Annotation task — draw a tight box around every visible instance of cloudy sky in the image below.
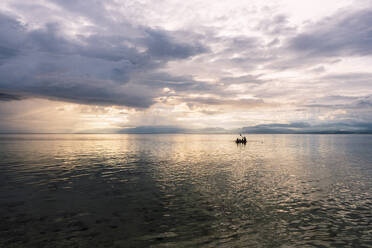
[1,0,372,133]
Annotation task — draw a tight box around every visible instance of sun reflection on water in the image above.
[0,134,371,247]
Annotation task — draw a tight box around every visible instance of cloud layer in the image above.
[0,8,206,108]
[1,0,372,132]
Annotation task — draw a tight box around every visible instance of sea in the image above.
[0,134,371,247]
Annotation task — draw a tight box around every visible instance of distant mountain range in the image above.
[116,122,372,134]
[4,122,371,134]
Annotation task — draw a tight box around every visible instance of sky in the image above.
[1,0,372,133]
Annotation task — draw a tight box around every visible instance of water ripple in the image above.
[0,134,371,247]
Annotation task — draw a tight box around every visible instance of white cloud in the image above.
[0,0,372,132]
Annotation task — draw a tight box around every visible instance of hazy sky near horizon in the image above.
[1,0,372,133]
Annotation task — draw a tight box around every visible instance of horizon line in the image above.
[1,132,372,135]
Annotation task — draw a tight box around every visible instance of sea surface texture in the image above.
[0,134,371,247]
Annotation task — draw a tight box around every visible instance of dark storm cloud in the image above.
[264,7,372,71]
[289,8,372,57]
[24,78,154,108]
[0,14,24,63]
[142,29,208,59]
[0,12,207,107]
[0,47,18,61]
[0,92,23,101]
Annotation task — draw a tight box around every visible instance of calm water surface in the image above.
[0,134,371,247]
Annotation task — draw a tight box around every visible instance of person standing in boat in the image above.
[240,134,247,143]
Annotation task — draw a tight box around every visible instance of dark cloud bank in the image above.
[289,9,372,57]
[0,11,207,108]
[2,5,372,108]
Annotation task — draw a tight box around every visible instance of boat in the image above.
[235,134,247,144]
